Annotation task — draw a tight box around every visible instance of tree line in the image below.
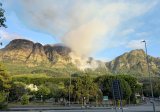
[1,62,160,109]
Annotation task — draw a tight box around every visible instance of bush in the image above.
[95,75,132,100]
[0,92,5,103]
[117,100,127,107]
[0,103,7,110]
[35,85,50,102]
[9,81,26,101]
[0,92,7,110]
[21,94,29,105]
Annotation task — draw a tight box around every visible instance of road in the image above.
[3,104,160,112]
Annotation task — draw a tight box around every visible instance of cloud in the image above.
[127,39,145,49]
[0,30,23,41]
[3,0,158,57]
[136,32,150,38]
[120,29,135,36]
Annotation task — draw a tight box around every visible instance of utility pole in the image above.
[141,40,155,112]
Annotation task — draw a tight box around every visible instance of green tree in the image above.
[9,81,26,102]
[21,94,29,105]
[0,3,8,109]
[0,92,7,109]
[143,78,160,97]
[0,63,11,91]
[117,75,141,103]
[153,78,160,97]
[71,75,102,103]
[0,3,6,28]
[95,75,132,101]
[0,3,10,101]
[0,92,5,103]
[46,82,67,100]
[0,63,11,109]
[36,85,50,102]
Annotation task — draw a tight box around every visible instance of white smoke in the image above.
[69,52,107,70]
[3,0,157,57]
[69,52,96,70]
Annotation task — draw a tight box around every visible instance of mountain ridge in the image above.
[106,49,160,76]
[0,39,71,66]
[0,39,160,77]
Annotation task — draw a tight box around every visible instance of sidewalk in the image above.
[8,105,112,111]
[8,106,112,111]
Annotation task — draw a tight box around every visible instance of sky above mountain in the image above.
[0,0,160,61]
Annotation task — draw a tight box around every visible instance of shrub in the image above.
[21,94,29,105]
[0,92,7,110]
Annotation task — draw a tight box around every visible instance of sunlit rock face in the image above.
[0,39,70,67]
[44,44,71,65]
[106,49,160,76]
[1,39,35,63]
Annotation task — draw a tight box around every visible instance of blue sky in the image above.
[0,0,160,61]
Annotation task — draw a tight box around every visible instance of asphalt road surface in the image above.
[3,104,160,112]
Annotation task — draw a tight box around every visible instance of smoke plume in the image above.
[3,0,157,57]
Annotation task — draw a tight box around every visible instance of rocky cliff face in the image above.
[106,49,160,76]
[0,39,71,67]
[44,44,71,65]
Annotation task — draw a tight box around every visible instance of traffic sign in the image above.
[103,96,108,101]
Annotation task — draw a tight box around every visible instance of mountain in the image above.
[0,39,160,77]
[0,39,72,66]
[106,49,160,76]
[0,39,76,76]
[0,39,107,76]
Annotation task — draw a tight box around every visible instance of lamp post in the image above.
[141,40,154,98]
[141,40,155,112]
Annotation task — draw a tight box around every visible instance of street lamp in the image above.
[141,40,155,112]
[141,40,154,98]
